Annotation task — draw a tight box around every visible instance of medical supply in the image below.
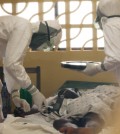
[61,61,87,70]
[61,61,106,76]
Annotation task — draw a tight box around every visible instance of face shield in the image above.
[29,20,62,51]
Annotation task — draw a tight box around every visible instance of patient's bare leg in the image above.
[59,127,94,134]
[53,119,77,130]
[53,119,94,134]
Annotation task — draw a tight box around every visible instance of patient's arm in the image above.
[53,113,104,134]
[53,119,95,134]
[83,112,104,133]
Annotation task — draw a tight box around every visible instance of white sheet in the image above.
[0,114,120,134]
[0,114,61,134]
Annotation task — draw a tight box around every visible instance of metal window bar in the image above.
[0,0,103,51]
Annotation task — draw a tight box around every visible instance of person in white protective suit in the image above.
[79,0,120,85]
[0,15,62,116]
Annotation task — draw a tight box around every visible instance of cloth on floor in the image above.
[0,114,61,134]
[1,85,120,134]
[44,85,120,127]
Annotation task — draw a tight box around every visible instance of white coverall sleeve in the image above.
[102,17,120,70]
[3,18,33,93]
[101,17,120,83]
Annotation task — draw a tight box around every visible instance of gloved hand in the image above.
[26,85,47,111]
[11,90,30,112]
[82,62,105,76]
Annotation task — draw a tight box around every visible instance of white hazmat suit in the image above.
[79,0,120,85]
[0,16,62,114]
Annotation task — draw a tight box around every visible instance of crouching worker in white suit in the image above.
[0,16,62,114]
[78,0,120,85]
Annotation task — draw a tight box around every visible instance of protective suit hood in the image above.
[95,0,120,29]
[98,0,120,16]
[29,20,62,51]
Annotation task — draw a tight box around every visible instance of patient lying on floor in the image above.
[1,84,120,134]
[44,85,120,134]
